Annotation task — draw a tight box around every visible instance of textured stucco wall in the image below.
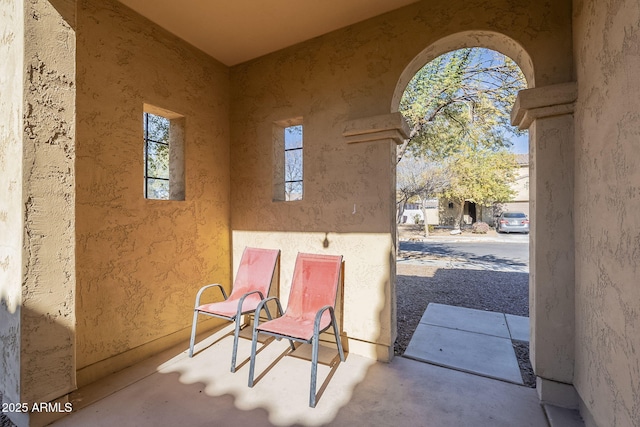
[230,0,572,358]
[75,0,231,380]
[0,0,25,407]
[20,0,78,405]
[2,0,78,412]
[528,113,575,384]
[573,0,640,426]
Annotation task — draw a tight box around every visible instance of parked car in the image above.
[496,212,530,234]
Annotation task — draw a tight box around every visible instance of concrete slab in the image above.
[544,404,585,427]
[505,314,530,342]
[420,303,510,339]
[51,328,548,427]
[404,323,523,384]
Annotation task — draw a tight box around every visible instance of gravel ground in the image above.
[394,231,536,388]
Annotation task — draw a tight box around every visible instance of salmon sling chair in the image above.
[248,253,345,407]
[189,247,280,372]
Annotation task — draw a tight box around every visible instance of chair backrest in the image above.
[286,253,343,321]
[230,247,280,298]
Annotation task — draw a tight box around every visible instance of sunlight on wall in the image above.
[0,0,23,316]
[0,267,21,314]
[232,230,394,361]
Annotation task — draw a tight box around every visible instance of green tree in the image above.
[398,48,526,162]
[441,146,517,228]
[396,48,525,230]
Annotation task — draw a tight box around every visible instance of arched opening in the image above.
[392,34,535,386]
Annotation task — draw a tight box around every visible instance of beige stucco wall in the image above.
[529,113,576,382]
[2,1,77,424]
[21,0,78,405]
[573,1,640,426]
[0,0,25,408]
[1,0,77,412]
[75,0,231,383]
[512,164,530,203]
[230,0,573,359]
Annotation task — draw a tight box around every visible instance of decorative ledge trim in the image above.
[511,82,577,130]
[343,112,410,145]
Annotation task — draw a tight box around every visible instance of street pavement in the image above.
[398,232,530,273]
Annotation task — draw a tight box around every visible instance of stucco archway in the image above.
[389,30,578,405]
[391,30,535,114]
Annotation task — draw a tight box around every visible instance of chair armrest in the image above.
[194,283,228,308]
[253,297,285,329]
[234,290,266,318]
[313,305,336,336]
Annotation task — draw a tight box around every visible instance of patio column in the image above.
[0,1,77,426]
[511,82,578,408]
[342,112,409,361]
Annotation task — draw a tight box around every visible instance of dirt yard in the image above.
[395,224,535,387]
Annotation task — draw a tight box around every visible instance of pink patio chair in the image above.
[248,253,345,407]
[189,247,280,372]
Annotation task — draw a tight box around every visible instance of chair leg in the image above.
[331,313,345,362]
[188,310,199,358]
[310,335,319,408]
[248,324,260,387]
[230,316,241,373]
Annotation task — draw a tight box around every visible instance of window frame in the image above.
[142,104,185,201]
[273,118,304,202]
[143,112,170,200]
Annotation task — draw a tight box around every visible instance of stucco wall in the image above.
[0,0,25,407]
[573,1,640,426]
[2,0,79,414]
[20,0,78,405]
[75,0,231,382]
[230,0,572,358]
[512,164,530,203]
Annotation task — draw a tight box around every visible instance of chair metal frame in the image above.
[247,253,345,407]
[189,247,280,373]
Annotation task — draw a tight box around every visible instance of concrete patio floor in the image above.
[404,304,528,385]
[51,323,552,427]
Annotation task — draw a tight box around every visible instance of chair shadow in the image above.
[250,341,347,406]
[191,323,276,368]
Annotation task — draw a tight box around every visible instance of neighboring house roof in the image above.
[515,153,529,166]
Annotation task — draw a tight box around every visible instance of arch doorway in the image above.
[392,37,534,386]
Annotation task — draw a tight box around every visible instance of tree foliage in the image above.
[396,48,526,230]
[398,48,526,162]
[442,146,518,226]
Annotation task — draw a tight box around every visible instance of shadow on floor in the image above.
[51,325,549,427]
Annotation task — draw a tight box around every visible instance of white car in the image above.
[496,212,530,234]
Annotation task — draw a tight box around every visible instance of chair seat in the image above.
[197,293,264,318]
[257,313,332,341]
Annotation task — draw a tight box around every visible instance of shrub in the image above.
[472,221,490,234]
